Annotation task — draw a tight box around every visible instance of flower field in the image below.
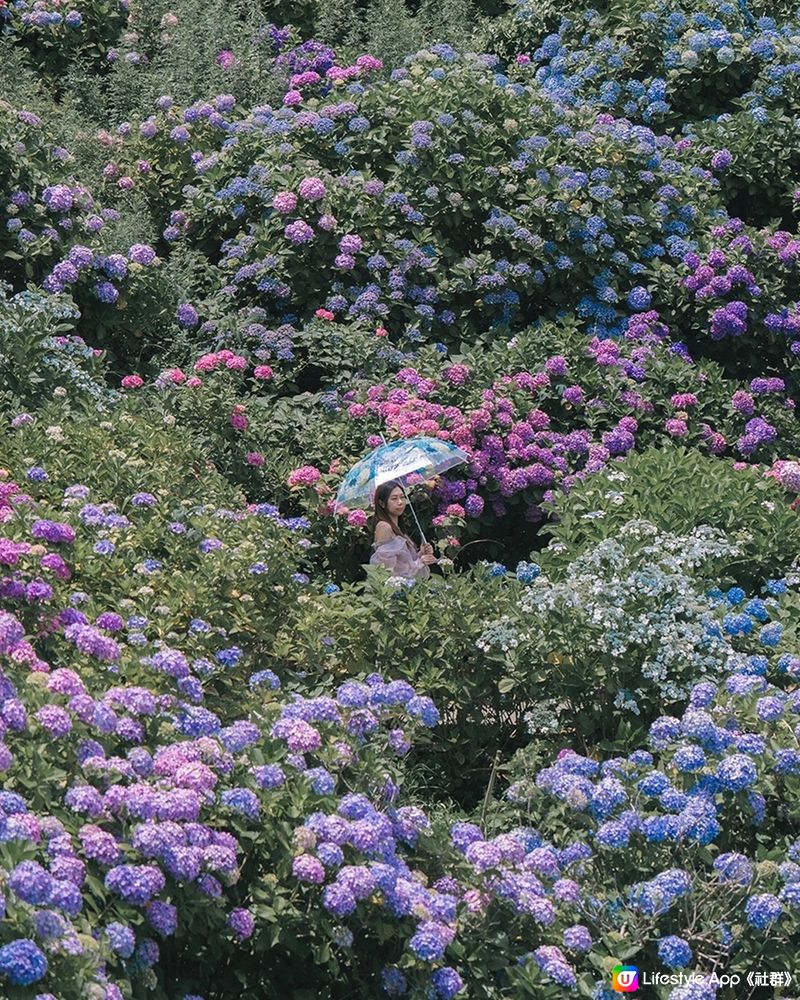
[1,0,800,997]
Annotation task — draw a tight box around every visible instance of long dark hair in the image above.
[372,480,410,539]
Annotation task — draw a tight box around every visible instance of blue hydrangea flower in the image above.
[657,935,692,969]
[0,938,48,986]
[745,893,782,929]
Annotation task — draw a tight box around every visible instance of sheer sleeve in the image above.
[369,535,431,580]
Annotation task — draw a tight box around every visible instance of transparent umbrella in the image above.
[335,435,468,543]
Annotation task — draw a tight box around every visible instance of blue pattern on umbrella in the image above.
[335,436,468,511]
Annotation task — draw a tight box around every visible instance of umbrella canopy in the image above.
[335,436,468,513]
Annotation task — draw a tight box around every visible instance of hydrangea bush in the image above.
[103,311,799,569]
[113,48,720,351]
[540,445,800,588]
[0,0,128,83]
[0,442,449,997]
[477,519,799,743]
[0,283,114,410]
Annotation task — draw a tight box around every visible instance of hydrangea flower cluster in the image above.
[476,520,800,732]
[0,528,445,999]
[295,315,797,532]
[282,640,800,997]
[678,219,800,369]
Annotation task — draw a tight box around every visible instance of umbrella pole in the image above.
[406,499,427,547]
[379,433,427,546]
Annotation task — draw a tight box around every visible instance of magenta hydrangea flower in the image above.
[287,465,321,487]
[273,191,298,214]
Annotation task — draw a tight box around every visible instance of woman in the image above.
[369,481,437,580]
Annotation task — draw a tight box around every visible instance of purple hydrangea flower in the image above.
[227,907,254,940]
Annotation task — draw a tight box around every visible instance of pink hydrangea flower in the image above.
[298,177,326,201]
[443,364,471,386]
[284,220,314,244]
[355,54,383,72]
[273,191,298,214]
[287,465,321,488]
[445,504,465,518]
[291,71,321,87]
[230,406,249,431]
[121,375,143,389]
[665,418,689,437]
[216,50,237,70]
[778,461,800,492]
[194,353,220,372]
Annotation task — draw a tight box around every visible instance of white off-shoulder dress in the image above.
[368,534,431,580]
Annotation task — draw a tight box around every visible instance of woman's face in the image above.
[385,487,407,517]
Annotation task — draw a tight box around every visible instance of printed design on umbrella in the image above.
[335,437,469,513]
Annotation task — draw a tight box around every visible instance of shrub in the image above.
[0,283,114,410]
[0,0,127,87]
[265,314,799,568]
[258,620,800,1000]
[654,217,800,380]
[492,663,800,995]
[476,519,799,747]
[0,447,441,998]
[541,446,800,590]
[271,565,531,805]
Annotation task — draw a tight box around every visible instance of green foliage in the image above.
[476,0,570,64]
[0,283,115,410]
[315,0,485,69]
[272,565,532,805]
[542,446,800,590]
[94,0,293,120]
[1,0,127,89]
